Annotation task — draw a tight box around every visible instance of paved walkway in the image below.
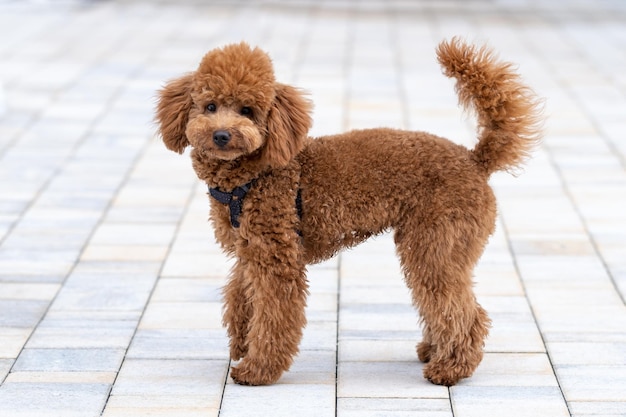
[1,0,625,416]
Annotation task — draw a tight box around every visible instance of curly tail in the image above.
[437,38,543,175]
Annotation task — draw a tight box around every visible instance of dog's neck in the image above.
[191,148,269,191]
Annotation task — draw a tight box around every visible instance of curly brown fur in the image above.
[155,39,543,386]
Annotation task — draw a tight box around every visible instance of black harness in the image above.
[208,182,254,228]
[209,181,303,229]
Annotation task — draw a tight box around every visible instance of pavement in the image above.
[0,0,625,416]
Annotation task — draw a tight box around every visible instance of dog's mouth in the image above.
[198,143,247,161]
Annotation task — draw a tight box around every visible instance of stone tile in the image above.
[337,398,453,417]
[112,184,192,207]
[70,260,162,277]
[543,330,626,344]
[339,303,419,333]
[111,359,228,397]
[50,276,156,312]
[150,277,223,302]
[3,228,92,252]
[450,386,570,417]
[26,322,136,349]
[306,290,338,316]
[166,234,221,253]
[485,311,546,353]
[340,328,421,343]
[547,342,626,366]
[0,271,65,283]
[221,382,335,417]
[0,327,32,358]
[0,300,48,327]
[160,252,234,278]
[473,266,525,297]
[89,223,176,246]
[103,397,219,417]
[104,206,184,224]
[0,283,60,300]
[307,266,339,292]
[6,371,116,384]
[300,320,337,351]
[139,302,223,330]
[556,365,626,402]
[337,361,448,399]
[0,382,110,417]
[339,284,412,305]
[126,329,228,360]
[13,348,125,372]
[339,339,417,362]
[568,400,626,416]
[461,353,558,387]
[42,309,142,323]
[0,359,13,381]
[277,350,337,385]
[0,250,76,278]
[510,236,596,256]
[80,245,168,262]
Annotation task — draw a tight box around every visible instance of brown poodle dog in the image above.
[155,38,542,386]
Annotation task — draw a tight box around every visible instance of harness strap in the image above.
[296,189,303,220]
[208,181,303,230]
[208,182,253,228]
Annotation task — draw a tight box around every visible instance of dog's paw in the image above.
[423,358,474,386]
[230,359,282,386]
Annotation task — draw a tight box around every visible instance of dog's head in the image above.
[156,42,312,168]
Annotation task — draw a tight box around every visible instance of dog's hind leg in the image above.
[394,217,491,386]
[222,260,252,361]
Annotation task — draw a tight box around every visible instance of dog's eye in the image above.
[206,103,217,113]
[240,106,253,117]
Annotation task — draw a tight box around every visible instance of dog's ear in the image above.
[156,73,194,154]
[263,83,313,168]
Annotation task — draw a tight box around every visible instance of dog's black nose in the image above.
[213,130,231,147]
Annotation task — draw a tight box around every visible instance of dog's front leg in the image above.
[229,242,308,385]
[222,259,252,361]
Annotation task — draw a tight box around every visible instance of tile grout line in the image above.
[543,140,626,306]
[498,210,573,417]
[216,356,231,417]
[335,3,358,413]
[334,254,342,417]
[98,178,200,416]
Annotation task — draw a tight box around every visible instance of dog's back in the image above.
[297,127,493,264]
